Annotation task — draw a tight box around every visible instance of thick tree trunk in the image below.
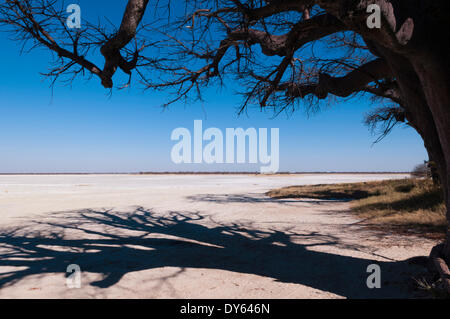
[412,56,450,258]
[376,45,450,290]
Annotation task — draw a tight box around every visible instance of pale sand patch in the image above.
[0,174,437,298]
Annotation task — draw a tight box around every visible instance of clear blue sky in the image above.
[0,1,427,173]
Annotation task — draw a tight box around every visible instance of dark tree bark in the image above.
[326,0,450,287]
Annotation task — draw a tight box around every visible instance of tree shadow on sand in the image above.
[0,207,428,298]
[186,193,348,205]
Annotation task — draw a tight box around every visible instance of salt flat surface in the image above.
[0,174,436,298]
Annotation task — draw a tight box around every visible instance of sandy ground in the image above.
[0,173,438,299]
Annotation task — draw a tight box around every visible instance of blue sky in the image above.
[0,1,427,173]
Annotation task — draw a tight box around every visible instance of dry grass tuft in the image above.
[267,178,447,238]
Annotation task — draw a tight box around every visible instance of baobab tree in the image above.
[1,0,449,291]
